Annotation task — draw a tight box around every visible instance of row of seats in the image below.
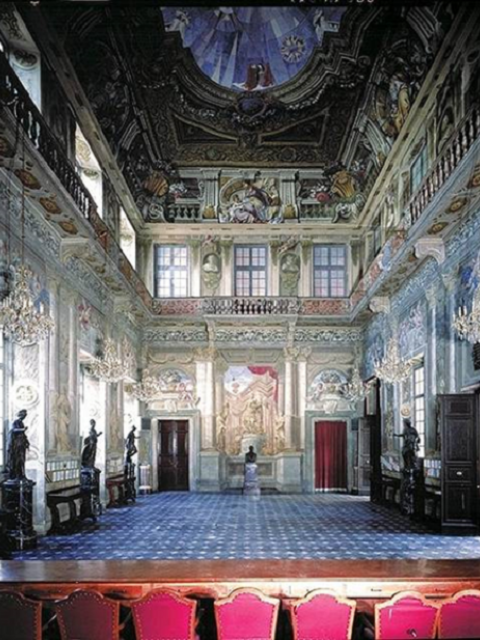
[1,586,479,639]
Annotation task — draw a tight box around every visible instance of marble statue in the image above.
[81,419,102,469]
[6,410,30,481]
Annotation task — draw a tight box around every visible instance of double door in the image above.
[158,420,189,491]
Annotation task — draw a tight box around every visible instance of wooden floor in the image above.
[2,559,480,601]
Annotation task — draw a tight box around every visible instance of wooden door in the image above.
[158,420,189,491]
[439,395,477,534]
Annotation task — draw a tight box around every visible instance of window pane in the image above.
[155,245,189,297]
[234,245,267,296]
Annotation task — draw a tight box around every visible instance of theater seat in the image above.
[375,591,439,640]
[130,589,198,640]
[55,590,120,640]
[0,591,42,640]
[438,590,480,639]
[289,589,356,640]
[214,588,280,640]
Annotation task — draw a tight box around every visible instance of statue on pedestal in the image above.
[125,425,140,465]
[6,410,30,481]
[395,418,421,516]
[245,445,257,464]
[244,446,260,498]
[81,419,102,469]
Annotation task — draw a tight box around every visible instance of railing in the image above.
[203,297,301,315]
[0,50,153,310]
[0,50,95,220]
[408,104,480,226]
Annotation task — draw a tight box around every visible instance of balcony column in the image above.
[300,239,313,297]
[188,239,202,297]
[269,240,280,296]
[219,238,233,296]
[442,272,458,393]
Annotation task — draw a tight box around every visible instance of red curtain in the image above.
[315,421,347,491]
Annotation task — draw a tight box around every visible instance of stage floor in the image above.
[15,493,480,561]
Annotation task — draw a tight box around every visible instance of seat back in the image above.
[215,588,280,640]
[0,591,42,640]
[131,589,197,640]
[55,590,120,640]
[438,590,480,639]
[375,591,439,640]
[292,590,356,640]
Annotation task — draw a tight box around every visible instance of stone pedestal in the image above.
[124,462,136,502]
[243,463,260,498]
[80,467,101,522]
[139,463,152,495]
[1,479,38,550]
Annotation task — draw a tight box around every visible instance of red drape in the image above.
[315,421,347,491]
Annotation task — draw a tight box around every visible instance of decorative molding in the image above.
[414,237,445,265]
[294,328,363,344]
[143,328,208,343]
[369,296,391,314]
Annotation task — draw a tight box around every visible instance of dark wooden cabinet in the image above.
[439,394,478,534]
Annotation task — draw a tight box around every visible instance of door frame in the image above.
[146,410,201,492]
[304,412,355,493]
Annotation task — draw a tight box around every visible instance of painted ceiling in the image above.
[41,3,456,224]
[161,7,346,91]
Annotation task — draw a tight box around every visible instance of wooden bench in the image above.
[106,474,127,508]
[46,487,83,535]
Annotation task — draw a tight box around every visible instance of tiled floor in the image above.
[15,492,480,561]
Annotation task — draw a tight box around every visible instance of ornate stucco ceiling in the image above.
[39,3,456,224]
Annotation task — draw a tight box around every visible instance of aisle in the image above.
[14,493,480,561]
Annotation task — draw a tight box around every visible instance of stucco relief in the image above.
[217,366,285,455]
[50,391,72,453]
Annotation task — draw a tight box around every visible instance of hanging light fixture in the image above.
[452,286,480,344]
[90,337,125,383]
[374,337,412,384]
[130,369,161,402]
[0,135,54,346]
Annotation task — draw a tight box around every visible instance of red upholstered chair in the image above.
[214,588,280,640]
[55,589,120,640]
[130,589,197,640]
[290,589,356,640]
[0,591,42,640]
[375,591,439,640]
[438,590,480,639]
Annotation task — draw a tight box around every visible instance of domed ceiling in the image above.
[161,7,346,91]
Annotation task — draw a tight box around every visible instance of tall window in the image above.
[154,245,189,298]
[313,245,347,298]
[410,144,428,194]
[413,364,426,457]
[0,334,5,466]
[234,245,267,296]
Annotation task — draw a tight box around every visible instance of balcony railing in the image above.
[203,297,301,315]
[408,104,480,227]
[0,50,153,310]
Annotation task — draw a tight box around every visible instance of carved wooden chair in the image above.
[55,589,120,640]
[289,589,356,640]
[375,591,439,639]
[438,589,480,639]
[0,590,42,640]
[130,589,198,640]
[214,588,280,640]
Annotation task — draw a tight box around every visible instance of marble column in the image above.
[188,239,202,297]
[442,273,458,393]
[196,347,216,450]
[300,240,313,297]
[269,240,280,296]
[283,351,296,450]
[426,286,437,452]
[219,238,233,296]
[297,356,308,451]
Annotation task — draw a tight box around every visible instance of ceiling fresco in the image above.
[42,4,456,224]
[161,7,346,91]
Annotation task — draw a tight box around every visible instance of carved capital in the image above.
[369,296,391,314]
[442,270,458,293]
[414,237,445,265]
[195,345,217,362]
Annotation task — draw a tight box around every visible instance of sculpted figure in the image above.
[81,419,102,469]
[245,446,257,464]
[125,425,140,464]
[395,418,420,470]
[6,410,30,481]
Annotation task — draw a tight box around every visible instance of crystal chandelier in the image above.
[90,338,125,383]
[130,369,162,402]
[0,265,54,347]
[453,287,480,344]
[374,338,412,384]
